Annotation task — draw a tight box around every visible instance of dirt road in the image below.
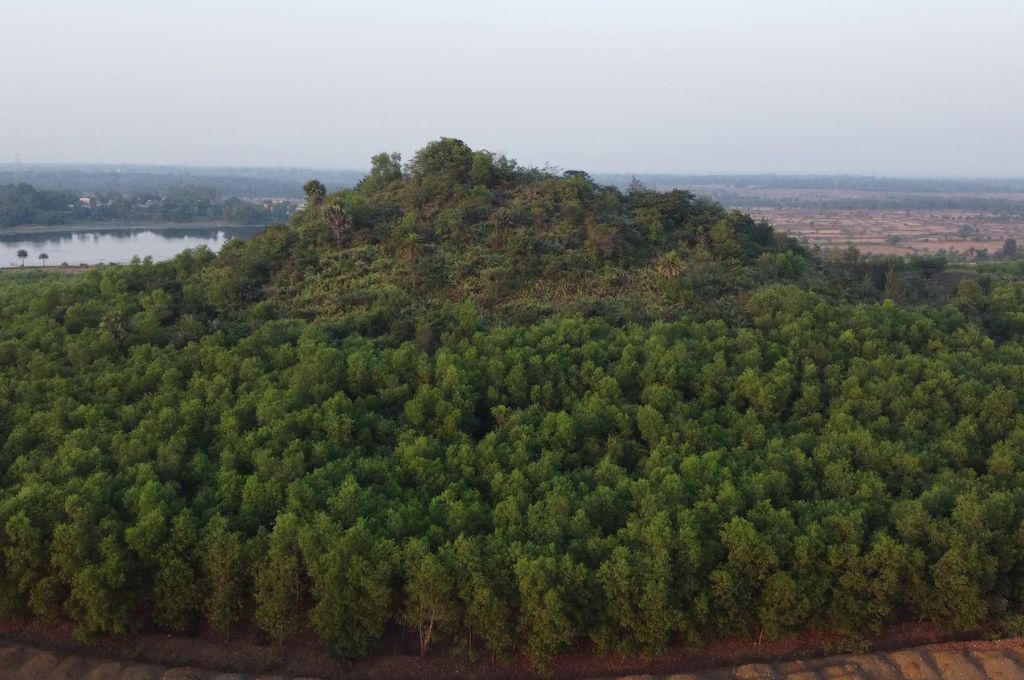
[4,637,1024,679]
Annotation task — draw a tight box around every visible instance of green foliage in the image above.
[254,513,304,643]
[0,182,293,226]
[0,183,78,226]
[300,518,396,657]
[201,515,246,638]
[4,140,1024,665]
[401,538,457,655]
[303,180,327,208]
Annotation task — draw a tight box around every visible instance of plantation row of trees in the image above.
[2,139,1024,664]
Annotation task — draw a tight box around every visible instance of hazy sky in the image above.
[2,0,1022,175]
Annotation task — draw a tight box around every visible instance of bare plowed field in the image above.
[751,209,1024,257]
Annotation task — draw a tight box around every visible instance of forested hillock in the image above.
[3,139,1024,665]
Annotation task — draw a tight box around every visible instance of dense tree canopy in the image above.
[2,139,1024,665]
[0,183,78,227]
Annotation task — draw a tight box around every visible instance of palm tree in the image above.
[38,253,49,267]
[398,232,425,289]
[16,249,27,266]
[398,232,424,265]
[324,200,352,247]
[655,251,683,281]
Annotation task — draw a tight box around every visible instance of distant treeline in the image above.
[9,166,1024,205]
[0,183,75,227]
[0,183,294,228]
[702,193,1024,215]
[596,174,1024,195]
[0,166,365,200]
[582,175,1024,214]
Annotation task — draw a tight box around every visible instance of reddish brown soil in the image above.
[0,618,1002,680]
[750,208,1024,257]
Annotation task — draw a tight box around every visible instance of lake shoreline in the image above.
[0,224,265,266]
[0,221,267,236]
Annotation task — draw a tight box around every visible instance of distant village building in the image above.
[78,196,96,208]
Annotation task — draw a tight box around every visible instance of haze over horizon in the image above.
[2,0,1022,177]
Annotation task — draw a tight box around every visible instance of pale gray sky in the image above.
[1,0,1022,175]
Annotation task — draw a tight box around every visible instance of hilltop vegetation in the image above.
[0,165,364,201]
[205,139,809,335]
[4,139,1024,664]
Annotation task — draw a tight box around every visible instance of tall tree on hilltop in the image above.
[303,179,326,208]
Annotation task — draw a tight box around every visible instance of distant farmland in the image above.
[750,208,1024,256]
[595,175,1024,258]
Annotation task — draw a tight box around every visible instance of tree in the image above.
[1000,238,1018,259]
[709,220,741,258]
[470,151,498,186]
[401,539,458,655]
[596,540,675,655]
[452,536,515,659]
[398,232,424,265]
[883,261,906,302]
[300,519,396,658]
[656,251,683,281]
[710,517,779,636]
[410,138,473,183]
[303,180,326,208]
[16,249,27,266]
[515,556,580,664]
[324,198,352,247]
[0,509,49,613]
[201,517,246,639]
[907,254,946,279]
[99,313,129,347]
[757,572,808,640]
[253,513,304,644]
[37,252,48,267]
[369,152,403,185]
[152,511,202,631]
[929,540,989,629]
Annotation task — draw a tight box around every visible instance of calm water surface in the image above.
[0,225,265,266]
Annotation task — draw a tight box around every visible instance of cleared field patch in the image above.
[752,208,1024,257]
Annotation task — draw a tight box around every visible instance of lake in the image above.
[0,225,266,267]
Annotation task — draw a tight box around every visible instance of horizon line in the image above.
[2,162,1023,183]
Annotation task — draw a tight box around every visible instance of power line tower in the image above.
[14,152,21,171]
